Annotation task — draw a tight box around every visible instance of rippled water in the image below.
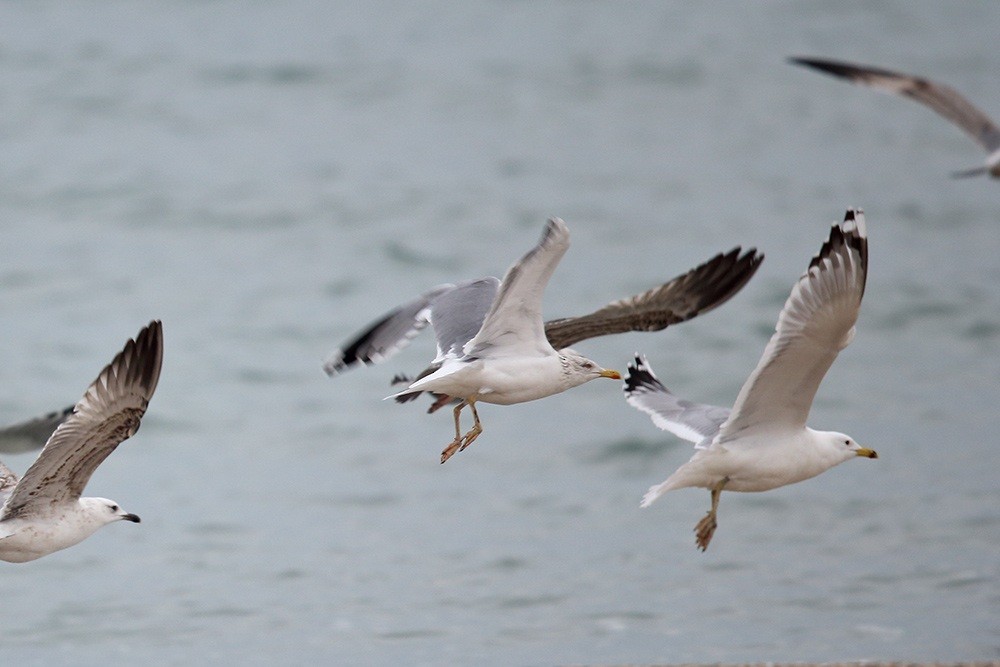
[1,2,998,665]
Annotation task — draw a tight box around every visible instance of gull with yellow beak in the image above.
[624,210,877,550]
[388,218,622,462]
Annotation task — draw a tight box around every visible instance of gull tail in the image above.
[640,481,671,508]
[389,374,425,404]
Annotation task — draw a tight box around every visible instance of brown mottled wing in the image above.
[0,321,163,519]
[790,57,1000,153]
[544,247,763,350]
[0,405,74,454]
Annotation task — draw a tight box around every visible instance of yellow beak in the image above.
[856,447,878,459]
[600,369,622,380]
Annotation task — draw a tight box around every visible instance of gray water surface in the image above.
[0,2,997,665]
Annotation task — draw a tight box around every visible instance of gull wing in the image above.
[716,209,868,443]
[0,321,164,520]
[389,277,500,404]
[0,406,74,454]
[323,284,454,376]
[464,217,570,359]
[791,57,1000,153]
[544,247,762,350]
[428,278,500,363]
[623,354,729,447]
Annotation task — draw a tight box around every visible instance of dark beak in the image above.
[123,513,141,523]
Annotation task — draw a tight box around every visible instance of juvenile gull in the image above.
[624,210,877,551]
[0,321,163,563]
[791,56,1000,178]
[0,406,73,454]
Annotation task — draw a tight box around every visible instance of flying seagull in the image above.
[0,406,73,454]
[325,237,763,414]
[379,218,621,462]
[325,219,763,462]
[791,56,1000,178]
[386,245,763,413]
[624,210,877,551]
[0,321,163,563]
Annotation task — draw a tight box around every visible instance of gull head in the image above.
[817,431,878,464]
[559,349,622,388]
[81,497,141,526]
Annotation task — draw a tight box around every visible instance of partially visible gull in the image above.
[624,210,877,551]
[0,406,73,454]
[791,56,1000,178]
[0,321,163,563]
[325,218,763,462]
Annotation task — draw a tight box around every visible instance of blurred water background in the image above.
[0,2,997,665]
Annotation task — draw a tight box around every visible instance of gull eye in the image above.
[110,504,119,512]
[844,440,851,446]
[581,362,593,370]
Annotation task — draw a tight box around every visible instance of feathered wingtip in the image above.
[623,354,668,398]
[809,208,868,294]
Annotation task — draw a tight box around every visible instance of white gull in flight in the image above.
[389,218,620,463]
[624,210,877,551]
[0,321,163,562]
[791,56,1000,178]
[325,221,763,462]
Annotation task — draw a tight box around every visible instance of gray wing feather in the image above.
[0,406,74,454]
[428,277,500,362]
[545,247,762,350]
[323,284,454,376]
[391,278,500,404]
[0,321,164,519]
[623,355,728,447]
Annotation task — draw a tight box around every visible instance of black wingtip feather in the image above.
[808,208,868,295]
[623,354,668,396]
[788,56,900,81]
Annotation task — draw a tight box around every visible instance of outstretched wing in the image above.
[323,284,455,376]
[464,217,570,359]
[545,247,762,350]
[791,57,1000,153]
[0,406,74,454]
[1,321,164,519]
[623,354,729,447]
[717,209,868,442]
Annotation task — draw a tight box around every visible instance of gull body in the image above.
[406,349,610,407]
[0,321,163,563]
[624,210,876,550]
